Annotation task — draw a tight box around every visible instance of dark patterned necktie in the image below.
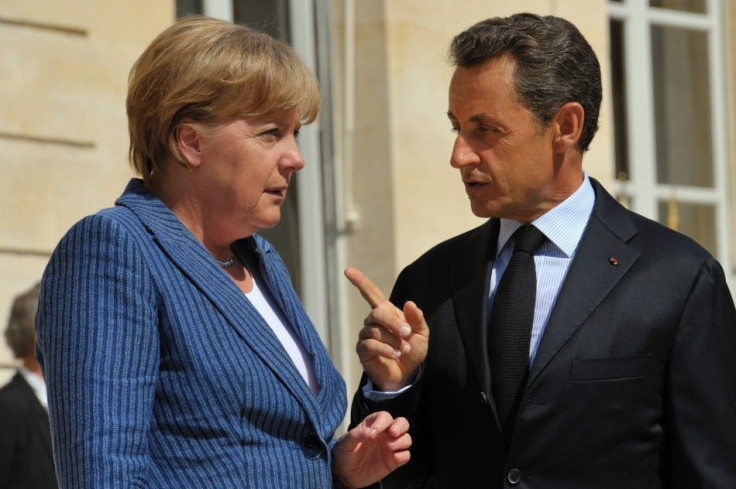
[489,224,547,442]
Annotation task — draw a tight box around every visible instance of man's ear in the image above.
[552,102,584,153]
[175,122,203,168]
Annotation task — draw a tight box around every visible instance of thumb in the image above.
[403,301,428,335]
[337,411,390,452]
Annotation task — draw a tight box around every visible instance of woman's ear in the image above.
[175,122,203,168]
[552,102,584,153]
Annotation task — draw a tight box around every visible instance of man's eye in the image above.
[478,126,500,135]
[450,126,460,133]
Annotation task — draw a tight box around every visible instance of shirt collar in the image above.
[496,174,595,258]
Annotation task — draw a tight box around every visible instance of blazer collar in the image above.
[115,179,338,424]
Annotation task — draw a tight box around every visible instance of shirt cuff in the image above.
[361,368,421,401]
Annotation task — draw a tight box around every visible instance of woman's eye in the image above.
[262,128,281,139]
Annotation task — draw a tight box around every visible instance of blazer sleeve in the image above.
[665,257,736,488]
[36,213,160,488]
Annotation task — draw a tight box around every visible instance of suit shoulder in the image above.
[404,221,490,270]
[54,206,139,246]
[392,221,491,299]
[592,180,714,263]
[626,210,714,262]
[0,376,30,411]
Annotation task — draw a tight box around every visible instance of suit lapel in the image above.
[528,180,641,385]
[452,220,498,401]
[116,180,325,421]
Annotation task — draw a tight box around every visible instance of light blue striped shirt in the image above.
[491,175,595,365]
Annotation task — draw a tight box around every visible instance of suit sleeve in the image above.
[349,267,435,489]
[36,214,159,488]
[666,257,736,488]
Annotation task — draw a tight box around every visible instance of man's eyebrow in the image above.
[469,113,497,124]
[446,112,498,124]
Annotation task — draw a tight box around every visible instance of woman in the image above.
[35,16,409,488]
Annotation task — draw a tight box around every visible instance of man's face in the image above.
[447,55,576,222]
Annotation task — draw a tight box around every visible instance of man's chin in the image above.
[469,202,496,219]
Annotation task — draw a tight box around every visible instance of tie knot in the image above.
[512,225,546,254]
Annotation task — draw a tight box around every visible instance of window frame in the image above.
[609,0,734,285]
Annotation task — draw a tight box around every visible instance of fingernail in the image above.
[392,349,402,358]
[402,344,411,354]
[399,325,411,338]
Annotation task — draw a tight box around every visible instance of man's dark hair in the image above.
[450,13,602,152]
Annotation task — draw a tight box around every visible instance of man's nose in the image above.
[450,134,479,169]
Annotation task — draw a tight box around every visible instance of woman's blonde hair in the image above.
[127,16,320,181]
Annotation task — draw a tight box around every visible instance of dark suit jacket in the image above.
[0,372,57,489]
[352,179,736,488]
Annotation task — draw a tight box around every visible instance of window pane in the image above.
[616,192,634,210]
[651,26,713,187]
[658,200,716,254]
[610,20,630,182]
[649,0,706,14]
[176,0,203,17]
[258,185,303,299]
[234,0,291,41]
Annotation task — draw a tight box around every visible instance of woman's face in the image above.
[194,109,305,244]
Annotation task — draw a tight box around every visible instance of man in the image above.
[346,13,736,489]
[0,282,58,489]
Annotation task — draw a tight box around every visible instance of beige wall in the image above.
[340,0,613,389]
[0,1,173,379]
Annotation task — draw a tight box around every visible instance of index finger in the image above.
[344,267,388,308]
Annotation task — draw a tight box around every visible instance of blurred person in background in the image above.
[35,16,409,489]
[0,282,57,489]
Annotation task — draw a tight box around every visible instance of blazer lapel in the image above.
[452,220,499,403]
[116,180,324,420]
[233,238,340,408]
[528,180,641,385]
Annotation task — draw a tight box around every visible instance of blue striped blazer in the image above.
[36,179,347,488]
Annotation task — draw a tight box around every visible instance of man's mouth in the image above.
[463,180,486,189]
